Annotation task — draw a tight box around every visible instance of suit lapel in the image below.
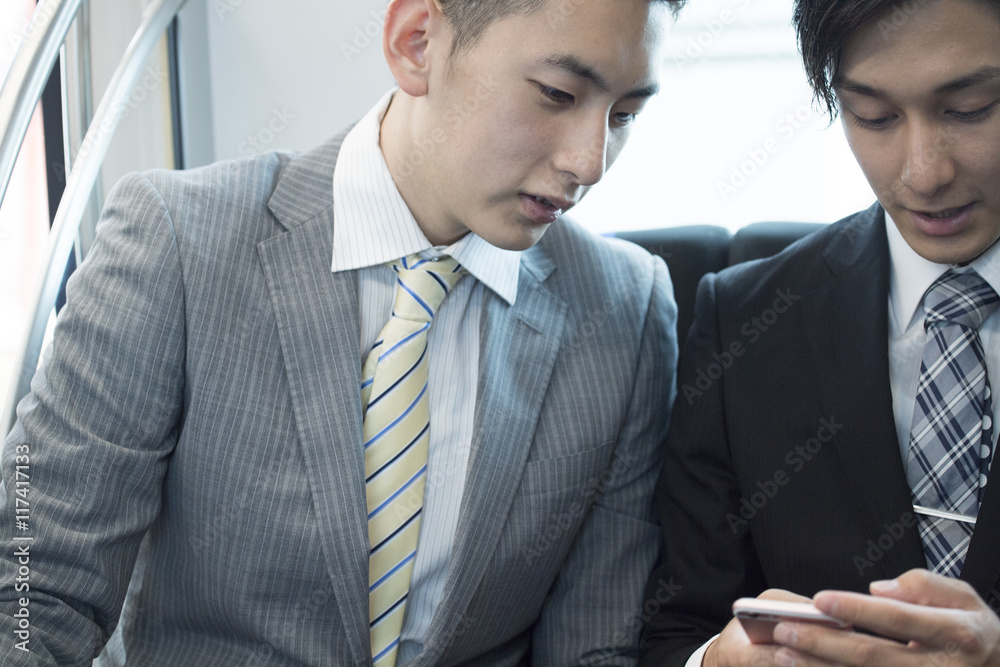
[801,207,999,595]
[961,450,1000,597]
[800,206,926,579]
[417,247,567,662]
[256,134,371,665]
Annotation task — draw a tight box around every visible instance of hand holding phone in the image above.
[732,598,851,644]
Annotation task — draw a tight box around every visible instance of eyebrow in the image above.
[935,66,1000,94]
[542,54,660,100]
[835,65,1000,98]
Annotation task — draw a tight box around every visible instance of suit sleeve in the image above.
[0,173,186,665]
[638,273,768,667]
[532,255,679,666]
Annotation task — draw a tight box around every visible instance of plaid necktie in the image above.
[906,269,999,577]
[362,254,467,667]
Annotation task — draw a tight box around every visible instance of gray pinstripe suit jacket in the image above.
[0,131,678,666]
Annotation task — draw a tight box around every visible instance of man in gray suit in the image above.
[0,0,681,664]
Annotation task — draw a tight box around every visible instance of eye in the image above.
[947,101,998,122]
[536,83,574,105]
[611,111,638,128]
[850,112,897,130]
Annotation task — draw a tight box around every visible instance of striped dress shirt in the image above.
[331,90,522,664]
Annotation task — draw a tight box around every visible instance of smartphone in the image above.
[732,598,851,644]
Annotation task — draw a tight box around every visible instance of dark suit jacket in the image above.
[639,203,1000,666]
[0,131,679,666]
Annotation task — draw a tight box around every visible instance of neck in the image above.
[379,93,466,247]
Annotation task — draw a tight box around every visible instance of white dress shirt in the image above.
[886,215,1000,463]
[331,90,522,663]
[687,213,1000,667]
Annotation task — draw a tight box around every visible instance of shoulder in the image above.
[100,131,349,254]
[528,217,677,355]
[115,146,300,210]
[125,130,350,217]
[711,204,884,308]
[102,151,294,244]
[536,215,672,302]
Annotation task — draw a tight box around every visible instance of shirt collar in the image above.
[886,213,1000,332]
[331,89,521,305]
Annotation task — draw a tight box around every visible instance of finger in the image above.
[748,644,786,667]
[759,589,814,604]
[774,646,840,667]
[772,620,935,666]
[738,644,783,667]
[812,589,967,646]
[711,616,784,666]
[866,569,982,610]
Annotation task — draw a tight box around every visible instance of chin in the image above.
[911,237,994,266]
[487,239,539,252]
[482,222,551,252]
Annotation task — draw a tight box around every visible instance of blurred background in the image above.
[0,0,876,416]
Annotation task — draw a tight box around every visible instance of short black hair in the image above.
[439,0,686,55]
[793,0,1000,117]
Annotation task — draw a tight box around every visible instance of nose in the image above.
[555,119,608,187]
[899,120,956,197]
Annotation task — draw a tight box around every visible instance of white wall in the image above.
[86,1,176,187]
[72,0,399,188]
[201,0,395,163]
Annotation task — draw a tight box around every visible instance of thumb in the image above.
[865,569,982,610]
[758,589,813,604]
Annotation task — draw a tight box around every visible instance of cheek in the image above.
[476,111,555,174]
[606,132,631,170]
[435,125,538,204]
[844,130,896,190]
[941,127,1000,200]
[964,134,1000,181]
[490,101,552,147]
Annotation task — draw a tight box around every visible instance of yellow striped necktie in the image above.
[362,253,467,667]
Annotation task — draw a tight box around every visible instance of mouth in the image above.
[917,204,973,219]
[520,193,573,225]
[906,202,976,236]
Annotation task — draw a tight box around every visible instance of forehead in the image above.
[838,0,1000,91]
[466,0,669,87]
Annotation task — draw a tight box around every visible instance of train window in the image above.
[1,0,52,415]
[570,0,875,234]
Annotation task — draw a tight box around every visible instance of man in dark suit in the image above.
[0,0,684,664]
[641,0,1000,665]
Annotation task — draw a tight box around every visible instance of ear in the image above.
[383,0,448,97]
